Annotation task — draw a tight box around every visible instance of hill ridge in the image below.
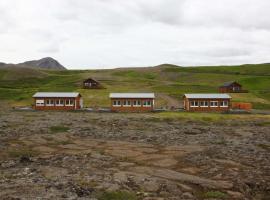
[0,57,66,70]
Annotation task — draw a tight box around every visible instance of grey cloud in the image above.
[0,5,15,34]
[52,0,79,21]
[54,11,78,21]
[38,44,60,53]
[182,0,270,30]
[192,48,252,58]
[0,0,270,68]
[25,28,54,40]
[136,0,186,25]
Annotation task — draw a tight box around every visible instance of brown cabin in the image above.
[33,92,83,110]
[219,81,247,93]
[83,78,102,89]
[110,93,155,112]
[183,94,231,112]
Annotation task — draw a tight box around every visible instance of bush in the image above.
[8,148,38,158]
[50,125,69,133]
[202,191,227,199]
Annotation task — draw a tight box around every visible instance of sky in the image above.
[0,0,270,69]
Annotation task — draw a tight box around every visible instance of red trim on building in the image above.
[110,98,154,112]
[183,96,231,112]
[33,95,82,110]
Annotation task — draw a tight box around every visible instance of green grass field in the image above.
[0,63,270,109]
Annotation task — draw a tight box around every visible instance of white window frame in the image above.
[56,99,64,106]
[133,100,141,107]
[200,101,209,107]
[46,99,54,106]
[143,100,152,107]
[113,100,121,107]
[210,101,219,107]
[190,101,199,107]
[65,99,74,106]
[233,87,240,91]
[36,99,44,106]
[220,101,228,107]
[123,100,131,107]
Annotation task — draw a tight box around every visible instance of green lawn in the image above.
[0,63,270,109]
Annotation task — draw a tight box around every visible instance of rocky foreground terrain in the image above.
[0,108,269,200]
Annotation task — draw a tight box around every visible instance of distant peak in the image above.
[155,63,182,68]
[20,57,66,70]
[40,57,55,61]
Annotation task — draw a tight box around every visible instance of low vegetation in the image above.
[7,147,38,158]
[49,125,70,133]
[257,144,270,151]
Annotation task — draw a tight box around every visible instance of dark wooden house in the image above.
[83,78,103,89]
[183,94,231,112]
[33,92,83,110]
[219,81,246,93]
[110,93,155,112]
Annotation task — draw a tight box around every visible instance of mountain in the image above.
[0,57,66,70]
[19,57,66,70]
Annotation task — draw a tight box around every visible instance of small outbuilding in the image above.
[83,78,103,89]
[33,92,83,110]
[183,93,231,112]
[110,93,155,112]
[232,102,252,111]
[219,81,246,93]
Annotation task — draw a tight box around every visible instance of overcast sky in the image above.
[0,0,270,69]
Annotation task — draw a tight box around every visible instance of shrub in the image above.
[8,148,38,158]
[257,144,270,151]
[202,191,227,199]
[50,125,69,133]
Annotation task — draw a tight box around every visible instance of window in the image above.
[36,99,44,106]
[56,99,64,106]
[233,87,240,91]
[113,100,121,107]
[190,101,199,107]
[133,100,141,107]
[220,101,228,107]
[123,100,131,107]
[46,99,54,106]
[200,101,209,107]
[143,100,152,107]
[65,99,74,106]
[210,101,218,107]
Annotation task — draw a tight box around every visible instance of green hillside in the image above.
[0,64,270,109]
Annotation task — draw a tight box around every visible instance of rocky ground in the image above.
[0,108,269,200]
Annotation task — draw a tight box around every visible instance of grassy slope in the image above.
[0,64,270,109]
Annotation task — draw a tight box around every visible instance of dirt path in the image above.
[158,93,182,109]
